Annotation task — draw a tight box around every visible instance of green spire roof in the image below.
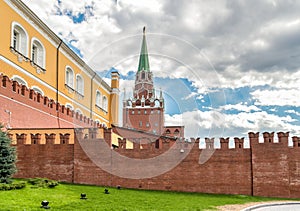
[138,27,150,72]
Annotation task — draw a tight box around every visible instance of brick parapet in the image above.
[0,74,103,128]
[292,136,300,147]
[10,126,300,198]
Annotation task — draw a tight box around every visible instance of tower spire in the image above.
[138,26,150,72]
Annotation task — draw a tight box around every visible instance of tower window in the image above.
[155,100,160,107]
[141,72,145,79]
[139,121,142,127]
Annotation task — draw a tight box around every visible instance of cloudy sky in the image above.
[23,0,300,141]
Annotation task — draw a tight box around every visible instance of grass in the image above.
[0,179,290,211]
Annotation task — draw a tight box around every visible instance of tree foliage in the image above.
[0,126,17,183]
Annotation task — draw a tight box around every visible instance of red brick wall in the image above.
[123,107,164,134]
[12,130,300,198]
[13,141,74,182]
[0,74,99,128]
[289,147,300,198]
[250,132,290,198]
[72,136,252,195]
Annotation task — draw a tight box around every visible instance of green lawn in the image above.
[0,180,289,211]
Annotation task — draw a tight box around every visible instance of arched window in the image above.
[154,100,160,107]
[65,103,74,110]
[75,108,83,121]
[165,129,171,134]
[102,96,108,111]
[11,75,28,86]
[76,74,84,95]
[75,108,83,115]
[11,22,28,56]
[31,86,44,96]
[65,66,74,88]
[96,90,102,107]
[31,38,45,68]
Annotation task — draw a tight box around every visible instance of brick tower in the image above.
[123,27,164,135]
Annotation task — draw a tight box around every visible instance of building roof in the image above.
[137,27,150,72]
[112,125,176,142]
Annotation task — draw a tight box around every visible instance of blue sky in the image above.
[23,0,300,139]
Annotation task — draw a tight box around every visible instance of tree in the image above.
[0,125,17,183]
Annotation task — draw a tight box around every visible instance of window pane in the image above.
[13,30,19,50]
[32,45,37,63]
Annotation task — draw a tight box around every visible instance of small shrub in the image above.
[0,181,26,191]
[0,183,10,191]
[28,178,58,188]
[13,182,26,189]
[48,181,58,188]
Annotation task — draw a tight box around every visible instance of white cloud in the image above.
[286,110,300,116]
[181,92,197,100]
[165,109,300,139]
[118,0,162,13]
[251,89,300,106]
[220,103,261,112]
[165,110,226,138]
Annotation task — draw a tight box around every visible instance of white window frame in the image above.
[65,103,74,110]
[76,74,84,96]
[11,22,28,56]
[96,90,102,107]
[31,86,44,96]
[102,96,108,111]
[75,108,83,115]
[65,66,74,88]
[11,75,28,86]
[31,38,46,68]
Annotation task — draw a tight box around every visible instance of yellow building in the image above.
[0,0,119,128]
